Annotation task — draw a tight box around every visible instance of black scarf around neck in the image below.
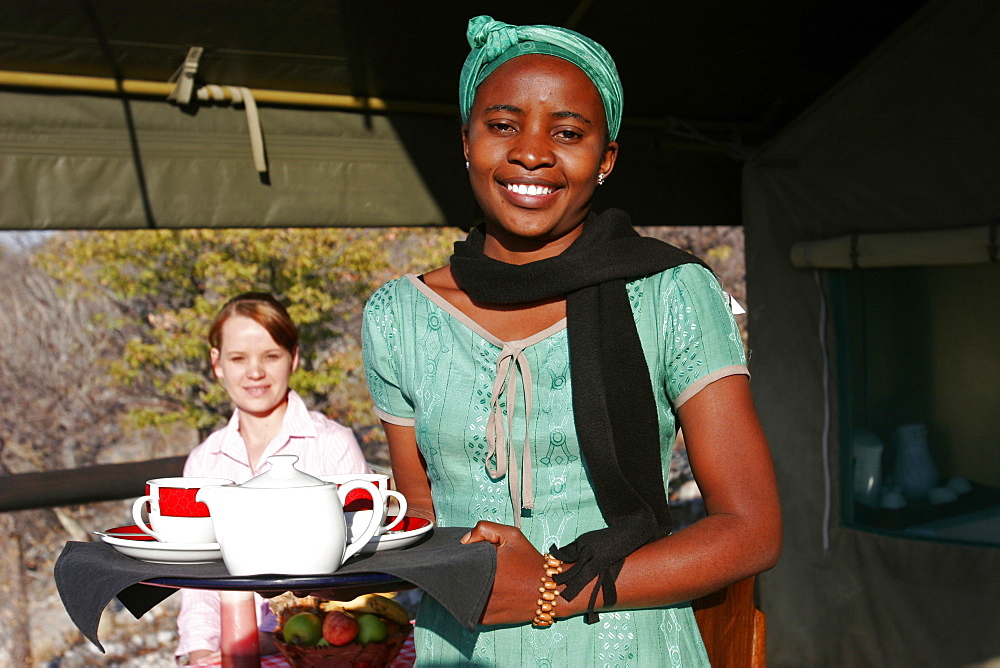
[451,208,708,623]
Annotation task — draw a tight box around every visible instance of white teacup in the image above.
[131,477,233,543]
[320,473,408,535]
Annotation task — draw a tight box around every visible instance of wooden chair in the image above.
[692,576,766,667]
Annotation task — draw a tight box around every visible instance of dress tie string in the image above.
[484,341,534,526]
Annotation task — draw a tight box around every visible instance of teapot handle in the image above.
[339,480,383,561]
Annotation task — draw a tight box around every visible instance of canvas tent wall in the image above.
[0,88,468,229]
[2,0,928,233]
[0,83,741,230]
[743,0,1000,665]
[0,0,747,232]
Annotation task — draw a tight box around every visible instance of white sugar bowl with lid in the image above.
[196,455,384,576]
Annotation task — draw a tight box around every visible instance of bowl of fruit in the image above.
[270,592,413,667]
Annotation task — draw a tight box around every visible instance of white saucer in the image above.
[95,525,223,564]
[358,516,434,554]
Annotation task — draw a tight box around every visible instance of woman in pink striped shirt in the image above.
[176,292,370,666]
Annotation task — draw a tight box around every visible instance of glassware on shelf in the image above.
[852,429,885,507]
[892,423,939,502]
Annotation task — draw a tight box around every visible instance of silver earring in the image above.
[465,161,470,169]
[597,173,606,186]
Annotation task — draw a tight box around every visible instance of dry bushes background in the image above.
[0,225,744,666]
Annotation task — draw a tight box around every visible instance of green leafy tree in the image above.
[33,227,460,446]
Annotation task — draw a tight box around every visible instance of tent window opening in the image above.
[831,263,1000,546]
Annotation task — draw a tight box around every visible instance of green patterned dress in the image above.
[362,263,748,667]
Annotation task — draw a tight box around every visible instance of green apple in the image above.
[282,611,324,646]
[354,613,388,644]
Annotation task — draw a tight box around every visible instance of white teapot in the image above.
[196,455,383,576]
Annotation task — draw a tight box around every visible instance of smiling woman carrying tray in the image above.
[360,15,782,667]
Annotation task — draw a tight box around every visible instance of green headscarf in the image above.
[459,15,624,141]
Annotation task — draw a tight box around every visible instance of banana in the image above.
[321,593,410,626]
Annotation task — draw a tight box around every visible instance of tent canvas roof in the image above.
[1,1,928,136]
[0,0,927,230]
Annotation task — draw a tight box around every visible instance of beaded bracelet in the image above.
[532,553,564,627]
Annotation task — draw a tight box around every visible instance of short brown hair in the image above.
[208,292,298,355]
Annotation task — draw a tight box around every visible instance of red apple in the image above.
[322,610,360,646]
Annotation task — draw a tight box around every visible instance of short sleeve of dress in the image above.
[661,263,749,407]
[362,280,416,426]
